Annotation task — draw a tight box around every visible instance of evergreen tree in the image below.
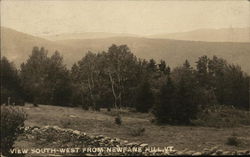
[135,80,154,113]
[1,57,24,105]
[174,60,199,124]
[20,47,72,106]
[153,76,176,124]
[20,47,50,104]
[47,51,72,106]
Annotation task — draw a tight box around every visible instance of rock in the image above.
[97,135,104,139]
[210,146,219,153]
[169,150,177,155]
[231,151,237,155]
[81,132,87,136]
[222,151,231,155]
[140,143,148,147]
[126,142,137,147]
[203,148,209,152]
[72,130,81,135]
[40,138,46,142]
[176,151,183,155]
[185,151,195,155]
[192,152,202,156]
[89,135,95,139]
[216,149,223,155]
[32,128,40,134]
[69,115,77,118]
[237,150,249,155]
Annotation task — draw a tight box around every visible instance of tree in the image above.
[196,55,211,88]
[147,59,157,72]
[46,51,72,106]
[153,76,176,124]
[154,60,200,125]
[222,64,249,109]
[135,80,154,113]
[105,44,138,109]
[174,60,200,124]
[20,47,72,106]
[1,56,24,105]
[20,47,50,104]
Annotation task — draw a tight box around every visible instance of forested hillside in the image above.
[1,44,249,125]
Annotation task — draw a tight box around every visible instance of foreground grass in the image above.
[15,104,250,151]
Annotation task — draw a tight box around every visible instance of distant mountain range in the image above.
[147,27,250,42]
[43,27,250,43]
[1,27,250,74]
[42,32,140,41]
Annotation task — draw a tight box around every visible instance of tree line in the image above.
[1,45,249,124]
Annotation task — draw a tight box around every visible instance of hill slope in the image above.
[42,32,139,41]
[56,37,250,74]
[1,27,250,74]
[148,27,250,42]
[0,27,80,67]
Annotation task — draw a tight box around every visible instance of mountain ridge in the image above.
[147,27,250,42]
[1,27,250,75]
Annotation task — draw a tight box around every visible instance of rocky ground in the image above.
[10,125,250,156]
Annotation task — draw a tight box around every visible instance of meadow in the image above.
[15,104,250,152]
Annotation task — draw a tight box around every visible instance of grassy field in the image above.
[15,104,250,151]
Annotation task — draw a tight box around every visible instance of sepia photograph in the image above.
[1,0,250,156]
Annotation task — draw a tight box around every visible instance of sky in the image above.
[1,0,250,36]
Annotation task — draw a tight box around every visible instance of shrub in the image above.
[191,105,250,128]
[60,119,72,128]
[81,105,89,110]
[128,127,145,136]
[226,135,240,146]
[114,115,122,125]
[1,106,27,156]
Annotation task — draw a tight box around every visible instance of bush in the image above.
[226,136,241,146]
[191,105,250,127]
[81,105,89,110]
[114,115,122,125]
[128,127,145,136]
[1,106,27,156]
[60,119,72,128]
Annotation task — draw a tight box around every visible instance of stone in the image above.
[185,151,195,155]
[216,149,223,155]
[126,142,137,147]
[97,135,104,139]
[192,152,202,156]
[33,128,39,131]
[210,146,219,154]
[169,150,177,155]
[140,143,148,147]
[69,115,77,118]
[203,148,209,152]
[123,140,128,143]
[222,151,231,155]
[176,151,183,155]
[237,150,249,155]
[81,132,87,136]
[182,148,189,152]
[72,130,81,135]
